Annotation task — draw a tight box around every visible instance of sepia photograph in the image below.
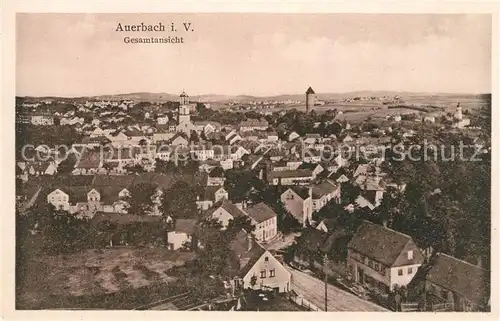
[12,11,492,313]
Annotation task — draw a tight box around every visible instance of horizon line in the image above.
[16,90,492,99]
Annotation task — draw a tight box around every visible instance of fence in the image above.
[432,302,454,312]
[289,294,323,311]
[401,302,420,312]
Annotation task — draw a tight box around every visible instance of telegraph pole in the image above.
[324,253,328,311]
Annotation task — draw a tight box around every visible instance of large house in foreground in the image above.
[347,221,425,292]
[229,230,291,293]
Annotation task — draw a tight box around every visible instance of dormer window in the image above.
[408,250,413,260]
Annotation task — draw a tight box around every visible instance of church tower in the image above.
[176,91,192,138]
[306,86,315,113]
[454,102,463,121]
[178,91,190,124]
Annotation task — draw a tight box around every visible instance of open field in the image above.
[18,247,195,308]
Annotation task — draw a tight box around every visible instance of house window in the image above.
[269,269,276,278]
[408,250,413,260]
[408,267,413,274]
[264,256,269,262]
[260,270,266,278]
[398,269,403,276]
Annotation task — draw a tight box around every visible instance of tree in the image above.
[56,153,77,175]
[155,158,179,174]
[192,219,232,277]
[340,182,361,205]
[23,203,93,255]
[161,180,198,219]
[190,130,200,144]
[126,183,157,215]
[125,164,145,174]
[224,169,260,202]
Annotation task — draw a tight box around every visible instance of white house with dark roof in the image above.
[229,230,291,293]
[347,221,425,293]
[312,179,341,211]
[243,202,278,242]
[195,186,229,211]
[204,199,247,228]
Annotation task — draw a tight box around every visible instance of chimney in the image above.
[382,220,388,228]
[247,234,253,251]
[242,200,247,209]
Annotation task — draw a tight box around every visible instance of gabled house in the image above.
[287,131,300,142]
[312,180,341,211]
[316,218,338,233]
[169,133,189,147]
[243,202,278,243]
[331,172,350,184]
[153,124,176,142]
[204,199,247,228]
[205,168,225,186]
[424,253,490,311]
[196,186,229,211]
[24,160,58,177]
[47,188,70,211]
[347,221,425,293]
[280,187,313,227]
[229,230,291,293]
[303,133,321,145]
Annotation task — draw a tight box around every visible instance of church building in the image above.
[176,91,196,138]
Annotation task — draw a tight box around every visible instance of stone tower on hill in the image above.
[306,86,315,113]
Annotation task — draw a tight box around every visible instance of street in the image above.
[289,267,389,312]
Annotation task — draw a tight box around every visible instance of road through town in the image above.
[289,268,389,312]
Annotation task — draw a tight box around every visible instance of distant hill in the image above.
[19,91,490,104]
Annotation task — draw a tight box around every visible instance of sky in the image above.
[16,13,492,97]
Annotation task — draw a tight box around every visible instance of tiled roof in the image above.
[348,220,422,267]
[204,199,246,220]
[312,180,338,198]
[426,253,490,306]
[229,230,267,278]
[268,169,313,179]
[243,202,277,223]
